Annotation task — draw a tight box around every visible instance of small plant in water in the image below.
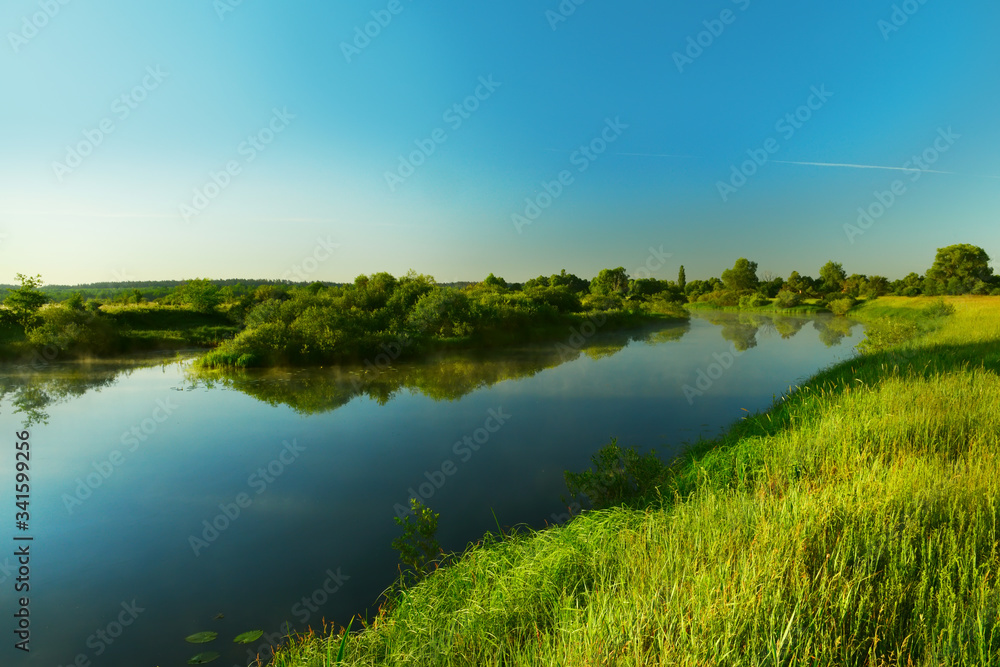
[391,498,442,586]
[564,438,668,511]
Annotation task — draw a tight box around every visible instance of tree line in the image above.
[0,243,993,365]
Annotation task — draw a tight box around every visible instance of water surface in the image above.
[0,311,862,666]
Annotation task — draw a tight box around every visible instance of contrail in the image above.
[598,152,1000,180]
[770,159,956,176]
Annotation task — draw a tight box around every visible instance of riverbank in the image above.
[0,302,685,368]
[197,306,688,369]
[270,296,1000,665]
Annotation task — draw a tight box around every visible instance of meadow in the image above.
[267,296,1000,666]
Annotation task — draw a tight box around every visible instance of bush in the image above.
[738,293,769,309]
[581,294,624,312]
[25,305,121,356]
[774,290,802,309]
[827,296,857,316]
[698,289,739,307]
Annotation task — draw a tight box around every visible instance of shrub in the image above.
[827,296,857,316]
[25,305,120,356]
[739,293,769,309]
[698,289,739,307]
[774,289,802,309]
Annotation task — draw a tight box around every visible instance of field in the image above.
[268,296,1000,666]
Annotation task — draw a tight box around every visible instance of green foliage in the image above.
[482,273,508,290]
[391,499,442,587]
[4,274,49,329]
[774,289,802,309]
[408,287,472,336]
[263,297,1000,667]
[176,278,222,313]
[548,269,590,294]
[590,267,629,296]
[697,289,739,307]
[677,265,686,291]
[924,243,993,295]
[819,260,847,293]
[721,258,759,292]
[826,295,856,316]
[738,292,769,309]
[25,304,121,355]
[564,438,668,510]
[66,292,85,311]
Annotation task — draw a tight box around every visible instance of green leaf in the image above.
[185,631,218,644]
[233,630,264,644]
[187,652,220,664]
[336,618,353,663]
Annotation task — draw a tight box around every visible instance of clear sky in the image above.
[1,0,998,285]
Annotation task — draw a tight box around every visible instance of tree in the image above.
[819,261,847,293]
[590,267,630,296]
[4,274,49,329]
[720,258,759,292]
[785,271,807,294]
[549,270,590,294]
[925,244,993,294]
[842,273,867,297]
[677,266,686,291]
[176,278,221,313]
[864,275,890,298]
[482,273,508,290]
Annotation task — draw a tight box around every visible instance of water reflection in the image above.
[0,355,182,426]
[186,320,692,415]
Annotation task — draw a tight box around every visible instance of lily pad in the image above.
[233,630,264,644]
[185,631,218,644]
[187,652,220,664]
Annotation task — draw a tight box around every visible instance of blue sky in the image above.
[1,0,998,285]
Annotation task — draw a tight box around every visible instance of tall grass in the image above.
[269,296,1000,666]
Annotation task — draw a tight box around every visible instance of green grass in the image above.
[266,296,1000,666]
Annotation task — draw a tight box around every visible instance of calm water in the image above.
[0,312,862,666]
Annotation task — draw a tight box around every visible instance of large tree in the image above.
[720,258,759,292]
[4,273,49,329]
[819,261,847,293]
[925,244,993,294]
[176,278,222,313]
[590,267,630,296]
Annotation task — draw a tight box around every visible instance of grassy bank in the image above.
[270,296,1000,666]
[685,298,831,315]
